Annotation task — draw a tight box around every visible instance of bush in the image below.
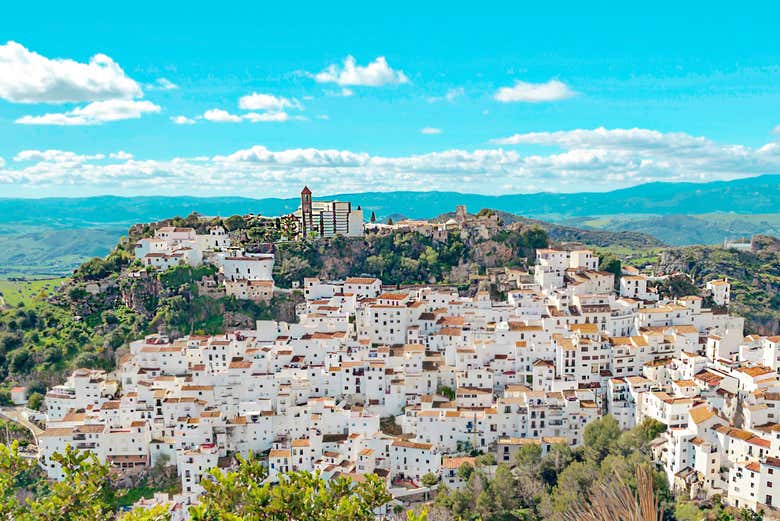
[27,392,43,411]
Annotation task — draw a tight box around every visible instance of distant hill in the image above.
[1,174,779,227]
[1,175,779,276]
[561,213,780,246]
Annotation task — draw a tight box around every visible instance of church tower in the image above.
[300,186,313,237]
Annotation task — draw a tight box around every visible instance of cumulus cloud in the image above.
[0,41,141,103]
[15,99,161,126]
[238,93,301,111]
[243,111,291,123]
[171,115,196,125]
[109,151,133,160]
[492,127,712,152]
[314,56,408,87]
[199,108,292,123]
[3,129,779,195]
[188,93,304,124]
[427,87,464,103]
[147,78,178,91]
[421,127,442,135]
[13,149,115,162]
[773,125,780,135]
[494,79,574,103]
[201,109,243,123]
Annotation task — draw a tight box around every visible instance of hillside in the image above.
[563,213,780,246]
[0,212,552,395]
[1,207,777,404]
[645,235,780,335]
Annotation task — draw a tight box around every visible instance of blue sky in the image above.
[1,1,779,197]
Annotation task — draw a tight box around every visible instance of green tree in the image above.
[583,414,621,463]
[26,444,118,521]
[190,453,392,521]
[27,391,44,411]
[119,504,172,521]
[421,472,439,488]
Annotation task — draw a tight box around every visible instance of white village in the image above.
[19,190,778,519]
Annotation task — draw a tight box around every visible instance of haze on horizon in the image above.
[1,1,780,198]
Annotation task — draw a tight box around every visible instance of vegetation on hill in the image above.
[0,210,553,391]
[564,212,780,246]
[273,226,547,288]
[649,235,780,334]
[0,235,293,395]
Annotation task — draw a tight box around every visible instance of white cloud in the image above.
[147,78,178,91]
[217,145,369,166]
[171,115,196,125]
[0,41,141,103]
[109,151,133,160]
[15,99,161,126]
[491,127,709,151]
[421,127,442,135]
[773,125,780,135]
[200,109,292,123]
[316,114,330,120]
[427,87,464,103]
[0,157,4,168]
[494,79,574,103]
[3,129,779,195]
[243,111,290,123]
[314,56,408,87]
[238,93,301,111]
[324,88,354,97]
[13,149,132,163]
[201,109,243,123]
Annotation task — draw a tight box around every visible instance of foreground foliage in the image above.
[430,417,759,521]
[0,442,394,521]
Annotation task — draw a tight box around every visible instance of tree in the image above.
[457,462,475,482]
[599,253,622,288]
[27,391,44,411]
[583,414,621,463]
[491,463,518,513]
[539,442,575,486]
[189,453,392,521]
[421,472,439,488]
[0,444,396,521]
[436,385,456,401]
[564,464,662,521]
[0,441,35,519]
[27,444,118,521]
[119,505,172,521]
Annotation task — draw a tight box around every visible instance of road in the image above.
[0,406,43,453]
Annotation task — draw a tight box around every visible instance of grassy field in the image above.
[0,277,70,308]
[0,225,124,278]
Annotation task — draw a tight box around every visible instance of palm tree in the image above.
[565,465,662,521]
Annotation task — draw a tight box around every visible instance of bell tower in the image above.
[300,186,313,236]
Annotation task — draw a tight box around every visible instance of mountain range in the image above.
[1,174,779,227]
[1,175,779,277]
